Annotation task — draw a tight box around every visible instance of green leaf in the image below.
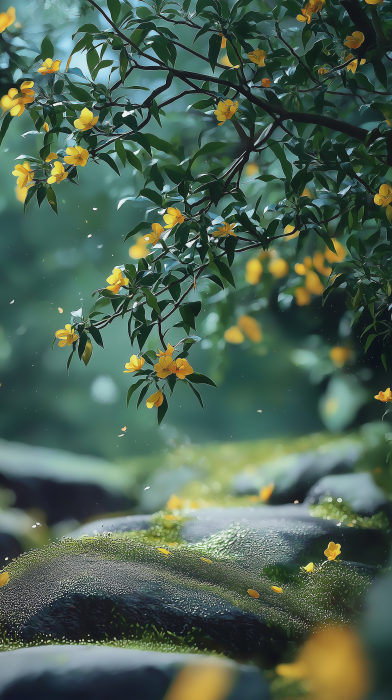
[144,288,161,315]
[137,323,155,350]
[125,149,143,172]
[127,378,145,406]
[66,346,76,375]
[139,188,163,205]
[157,395,169,424]
[82,339,93,366]
[115,139,127,167]
[188,372,217,387]
[365,333,377,352]
[137,383,150,408]
[107,0,122,23]
[0,112,13,146]
[269,141,292,180]
[190,141,227,164]
[372,58,388,89]
[225,235,238,266]
[41,35,54,60]
[186,380,204,408]
[208,33,221,72]
[98,152,121,176]
[124,222,150,243]
[213,257,236,287]
[46,187,58,215]
[88,326,104,348]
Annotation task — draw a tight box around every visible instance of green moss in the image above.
[309,497,390,530]
[115,510,188,548]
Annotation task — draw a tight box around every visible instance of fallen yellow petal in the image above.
[247,588,260,598]
[0,572,9,587]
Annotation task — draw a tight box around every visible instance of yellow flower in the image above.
[324,541,341,561]
[296,0,325,22]
[47,161,68,184]
[45,152,58,162]
[302,187,312,198]
[146,390,164,409]
[224,326,244,344]
[0,572,9,587]
[302,562,314,573]
[268,258,289,278]
[277,625,370,700]
[64,146,89,167]
[124,355,145,373]
[271,586,283,593]
[245,258,263,285]
[259,483,274,501]
[74,107,98,131]
[37,58,62,74]
[365,0,382,4]
[305,270,324,295]
[201,557,212,563]
[346,54,366,73]
[313,251,332,276]
[374,183,392,208]
[245,163,259,176]
[261,78,271,87]
[220,55,239,68]
[219,33,226,48]
[318,67,329,75]
[12,161,33,189]
[248,588,260,598]
[213,221,237,237]
[157,344,175,358]
[344,31,365,49]
[144,223,164,245]
[1,80,35,117]
[295,287,311,306]
[324,239,346,263]
[158,547,172,556]
[167,493,182,509]
[0,6,15,33]
[154,355,175,379]
[15,185,29,202]
[330,346,352,368]
[248,49,267,67]
[214,99,238,125]
[284,224,300,240]
[163,207,185,229]
[106,267,129,294]
[374,388,392,402]
[55,324,78,347]
[43,122,50,132]
[238,315,262,343]
[129,237,149,259]
[171,357,193,380]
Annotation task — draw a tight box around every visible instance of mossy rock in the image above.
[0,515,378,663]
[0,645,269,700]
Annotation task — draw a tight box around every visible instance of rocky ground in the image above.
[0,424,391,698]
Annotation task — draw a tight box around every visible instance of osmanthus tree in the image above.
[2,0,392,422]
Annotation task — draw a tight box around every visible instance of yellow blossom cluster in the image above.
[74,107,98,131]
[55,324,78,347]
[214,99,238,125]
[346,54,366,74]
[344,32,365,50]
[106,267,129,294]
[374,387,392,403]
[213,221,236,237]
[224,315,262,344]
[247,49,267,67]
[0,6,15,33]
[1,80,34,117]
[296,0,325,23]
[330,346,352,368]
[129,210,183,259]
[37,58,61,74]
[294,239,346,306]
[374,183,392,222]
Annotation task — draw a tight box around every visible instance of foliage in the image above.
[3,0,392,419]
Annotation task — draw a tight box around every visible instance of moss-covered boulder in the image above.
[0,645,269,700]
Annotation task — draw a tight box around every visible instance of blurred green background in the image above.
[0,0,388,465]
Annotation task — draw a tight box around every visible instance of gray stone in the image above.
[304,472,391,517]
[362,551,392,699]
[0,646,269,700]
[139,465,200,513]
[233,443,361,504]
[69,514,152,538]
[0,439,135,524]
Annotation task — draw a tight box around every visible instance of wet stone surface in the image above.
[0,646,269,700]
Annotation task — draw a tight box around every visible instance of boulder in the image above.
[304,473,391,517]
[233,444,360,504]
[0,645,269,700]
[0,439,135,524]
[139,465,201,513]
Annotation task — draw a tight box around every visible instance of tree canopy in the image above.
[2,0,392,422]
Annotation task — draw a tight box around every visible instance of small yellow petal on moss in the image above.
[201,557,212,564]
[167,494,182,510]
[247,588,260,598]
[324,541,341,561]
[0,572,9,587]
[158,548,172,556]
[302,562,314,573]
[271,585,283,593]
